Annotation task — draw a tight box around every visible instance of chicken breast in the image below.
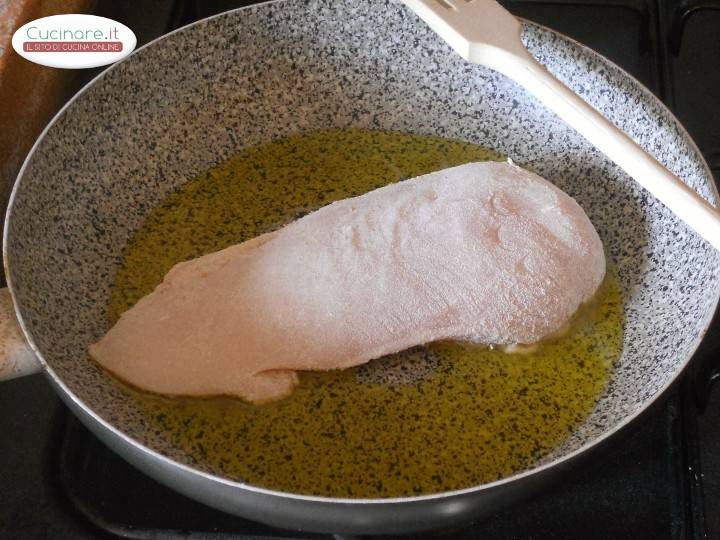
[90,162,605,403]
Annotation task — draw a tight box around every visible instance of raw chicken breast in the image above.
[90,162,605,403]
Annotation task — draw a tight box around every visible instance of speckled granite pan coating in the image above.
[6,0,720,486]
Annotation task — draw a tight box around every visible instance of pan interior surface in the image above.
[107,127,623,498]
[6,0,720,501]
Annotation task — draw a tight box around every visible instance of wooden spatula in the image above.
[402,0,720,251]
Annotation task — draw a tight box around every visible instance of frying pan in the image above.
[2,0,719,534]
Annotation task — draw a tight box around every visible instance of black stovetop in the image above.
[2,1,720,538]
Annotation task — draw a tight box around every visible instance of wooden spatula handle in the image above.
[402,0,720,250]
[501,56,720,251]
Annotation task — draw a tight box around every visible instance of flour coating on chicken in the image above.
[90,162,605,403]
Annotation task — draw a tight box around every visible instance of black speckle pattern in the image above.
[355,346,441,386]
[5,0,720,487]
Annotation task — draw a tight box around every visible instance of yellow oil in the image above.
[110,128,624,498]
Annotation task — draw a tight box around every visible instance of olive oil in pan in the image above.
[110,128,624,498]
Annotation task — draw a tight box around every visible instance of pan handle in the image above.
[0,288,42,381]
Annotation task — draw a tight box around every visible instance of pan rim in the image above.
[4,0,720,506]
